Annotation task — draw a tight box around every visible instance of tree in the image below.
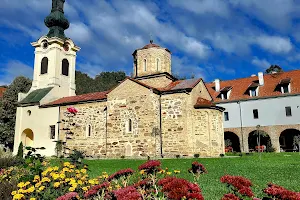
[75,71,96,95]
[0,76,31,149]
[265,65,283,74]
[94,71,126,92]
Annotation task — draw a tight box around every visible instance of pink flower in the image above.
[138,160,161,174]
[107,168,134,181]
[67,107,78,114]
[56,192,79,200]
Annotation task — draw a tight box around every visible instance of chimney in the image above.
[258,72,264,86]
[215,79,220,92]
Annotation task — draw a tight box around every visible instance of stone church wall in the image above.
[139,76,173,88]
[106,80,160,158]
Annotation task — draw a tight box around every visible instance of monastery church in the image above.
[13,0,225,158]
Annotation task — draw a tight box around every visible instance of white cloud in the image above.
[77,62,104,78]
[251,57,270,69]
[255,35,292,54]
[0,60,33,85]
[66,22,92,44]
[172,56,206,79]
[169,0,230,18]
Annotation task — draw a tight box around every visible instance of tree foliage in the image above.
[75,71,126,95]
[0,76,31,149]
[265,65,283,74]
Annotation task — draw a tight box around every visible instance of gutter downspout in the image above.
[159,94,163,158]
[238,101,244,152]
[105,107,108,158]
[57,106,61,157]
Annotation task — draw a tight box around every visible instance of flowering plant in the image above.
[263,183,300,200]
[67,107,78,115]
[189,161,208,175]
[138,160,161,174]
[220,175,254,199]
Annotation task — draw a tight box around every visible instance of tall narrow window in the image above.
[128,119,132,132]
[224,112,229,121]
[253,109,259,119]
[88,125,91,137]
[62,59,69,76]
[143,59,147,71]
[86,125,92,137]
[156,58,160,71]
[50,125,55,139]
[41,57,48,74]
[285,106,292,116]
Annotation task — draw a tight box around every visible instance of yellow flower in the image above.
[13,193,24,200]
[42,161,48,166]
[75,170,80,174]
[38,186,45,192]
[166,172,172,175]
[116,184,121,189]
[59,173,66,179]
[17,182,25,188]
[11,191,17,195]
[103,174,108,179]
[158,170,165,174]
[63,162,70,167]
[76,174,81,179]
[77,180,83,185]
[69,165,75,169]
[88,179,95,185]
[27,186,35,193]
[139,170,145,175]
[54,182,60,188]
[53,166,59,171]
[30,198,36,200]
[69,187,75,192]
[41,177,51,183]
[52,173,60,180]
[35,182,41,188]
[174,170,180,174]
[82,187,88,191]
[80,169,87,174]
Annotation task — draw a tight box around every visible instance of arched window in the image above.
[128,119,132,133]
[156,58,160,71]
[143,59,147,71]
[62,59,69,76]
[41,57,48,74]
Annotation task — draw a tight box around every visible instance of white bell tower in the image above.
[27,0,80,97]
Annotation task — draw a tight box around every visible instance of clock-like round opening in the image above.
[42,41,48,49]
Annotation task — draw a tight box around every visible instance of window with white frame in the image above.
[219,86,232,100]
[279,78,291,94]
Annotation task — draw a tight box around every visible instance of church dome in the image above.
[141,40,161,49]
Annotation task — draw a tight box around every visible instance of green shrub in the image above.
[194,153,200,158]
[68,149,85,166]
[16,142,23,158]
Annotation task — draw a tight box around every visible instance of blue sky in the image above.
[1,0,300,85]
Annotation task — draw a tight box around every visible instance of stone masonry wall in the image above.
[106,79,160,158]
[139,76,173,88]
[60,101,107,157]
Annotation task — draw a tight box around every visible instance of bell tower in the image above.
[29,0,80,97]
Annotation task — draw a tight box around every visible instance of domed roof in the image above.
[132,40,171,55]
[141,40,161,49]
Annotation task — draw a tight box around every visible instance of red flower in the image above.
[113,186,142,200]
[263,183,300,200]
[158,177,203,200]
[56,192,79,200]
[220,175,253,197]
[107,168,134,181]
[67,107,78,114]
[221,193,240,200]
[138,160,161,174]
[84,182,109,199]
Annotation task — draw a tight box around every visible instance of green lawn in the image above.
[67,153,300,199]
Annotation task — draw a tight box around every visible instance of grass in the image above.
[58,153,300,199]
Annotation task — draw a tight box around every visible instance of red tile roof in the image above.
[43,90,110,106]
[0,87,7,98]
[159,78,202,92]
[194,97,215,108]
[206,70,300,103]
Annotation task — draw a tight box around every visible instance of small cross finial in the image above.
[150,33,153,44]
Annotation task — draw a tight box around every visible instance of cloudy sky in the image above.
[1,0,300,85]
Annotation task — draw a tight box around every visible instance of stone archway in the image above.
[248,130,271,152]
[21,129,34,147]
[280,129,300,152]
[224,131,241,152]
